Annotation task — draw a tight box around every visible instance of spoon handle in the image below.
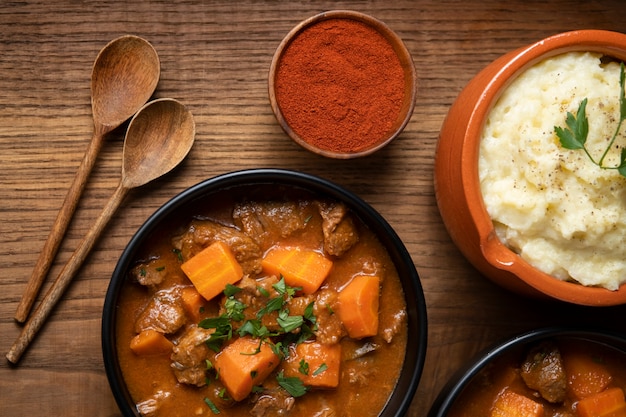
[14,129,107,323]
[7,182,130,364]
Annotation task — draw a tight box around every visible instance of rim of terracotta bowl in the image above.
[268,10,417,159]
[102,168,428,417]
[427,326,626,417]
[460,30,626,306]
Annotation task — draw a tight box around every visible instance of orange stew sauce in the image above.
[449,338,626,417]
[115,191,407,417]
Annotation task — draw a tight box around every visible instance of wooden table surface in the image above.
[3,1,626,415]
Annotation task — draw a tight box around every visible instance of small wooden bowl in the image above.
[435,30,626,306]
[268,10,417,159]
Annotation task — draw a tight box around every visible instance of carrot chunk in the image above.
[261,247,333,294]
[180,241,244,301]
[180,286,206,322]
[576,387,626,417]
[337,275,380,339]
[564,350,613,399]
[214,337,281,402]
[129,329,174,356]
[490,389,544,417]
[282,342,341,388]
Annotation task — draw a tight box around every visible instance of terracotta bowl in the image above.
[434,30,626,306]
[427,327,626,417]
[102,169,428,417]
[268,10,417,159]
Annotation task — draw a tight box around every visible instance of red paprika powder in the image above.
[274,17,406,154]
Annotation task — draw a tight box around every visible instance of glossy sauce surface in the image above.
[116,188,408,417]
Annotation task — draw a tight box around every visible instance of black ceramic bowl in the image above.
[102,168,427,417]
[428,327,626,417]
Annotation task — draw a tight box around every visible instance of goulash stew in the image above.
[115,189,408,417]
[449,338,626,417]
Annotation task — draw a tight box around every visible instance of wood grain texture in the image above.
[2,0,626,415]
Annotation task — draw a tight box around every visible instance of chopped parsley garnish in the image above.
[199,311,244,352]
[224,283,242,297]
[223,297,246,322]
[276,371,307,397]
[172,248,183,262]
[257,296,284,318]
[257,286,270,297]
[274,276,300,297]
[298,359,309,375]
[198,280,320,398]
[276,310,304,333]
[313,363,328,376]
[204,397,220,414]
[237,319,270,339]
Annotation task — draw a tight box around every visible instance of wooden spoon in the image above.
[6,98,196,364]
[14,35,160,323]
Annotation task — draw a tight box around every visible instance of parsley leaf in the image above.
[237,319,270,339]
[269,341,289,359]
[555,98,588,150]
[298,359,309,375]
[277,310,304,333]
[277,371,307,397]
[172,248,183,262]
[224,283,242,297]
[199,316,233,351]
[273,276,300,298]
[257,296,285,318]
[204,398,221,414]
[312,363,328,376]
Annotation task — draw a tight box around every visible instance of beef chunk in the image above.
[173,219,263,275]
[313,289,344,344]
[520,341,567,403]
[250,388,295,417]
[135,288,186,335]
[131,259,167,287]
[170,325,214,387]
[317,201,359,257]
[344,354,377,386]
[233,201,309,250]
[381,309,407,344]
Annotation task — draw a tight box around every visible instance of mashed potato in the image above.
[479,52,626,290]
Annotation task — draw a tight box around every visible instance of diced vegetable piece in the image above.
[576,387,626,417]
[180,286,206,322]
[490,389,544,417]
[283,342,341,388]
[261,247,333,294]
[129,329,174,356]
[180,241,244,301]
[214,336,281,402]
[564,350,613,399]
[337,275,380,339]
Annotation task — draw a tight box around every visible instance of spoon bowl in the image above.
[92,35,161,133]
[122,98,196,188]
